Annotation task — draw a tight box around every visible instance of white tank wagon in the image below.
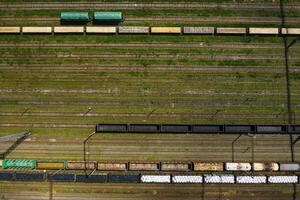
[204,174,235,183]
[0,27,20,34]
[216,27,247,34]
[268,176,298,184]
[172,175,203,183]
[141,175,171,183]
[118,26,149,34]
[86,27,116,34]
[22,27,52,34]
[236,176,267,184]
[225,162,251,171]
[183,27,214,34]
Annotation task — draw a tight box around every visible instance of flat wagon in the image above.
[54,26,84,34]
[0,27,20,34]
[67,161,97,170]
[36,160,66,170]
[249,28,279,35]
[22,27,52,34]
[281,28,300,35]
[129,162,159,171]
[151,27,181,34]
[98,161,128,171]
[193,162,224,171]
[216,27,247,34]
[161,162,191,171]
[118,26,149,34]
[183,27,214,35]
[86,27,116,34]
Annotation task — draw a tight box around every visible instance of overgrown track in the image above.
[1,133,299,161]
[0,42,290,49]
[0,182,298,200]
[1,64,299,73]
[2,53,299,61]
[1,2,298,10]
[1,35,299,125]
[1,127,300,199]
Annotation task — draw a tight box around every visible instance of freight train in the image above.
[0,26,300,35]
[1,159,300,172]
[0,171,299,184]
[96,124,300,134]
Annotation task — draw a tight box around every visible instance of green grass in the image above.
[0,28,299,134]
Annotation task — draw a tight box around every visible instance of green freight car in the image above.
[60,12,90,23]
[93,12,123,24]
[2,159,36,170]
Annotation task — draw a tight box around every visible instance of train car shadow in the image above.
[60,21,89,25]
[0,132,31,159]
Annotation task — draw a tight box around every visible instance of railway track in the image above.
[1,16,299,25]
[1,66,299,73]
[0,112,295,123]
[0,77,292,87]
[1,66,297,73]
[0,2,298,10]
[0,97,289,107]
[0,111,294,118]
[0,74,292,83]
[0,88,294,95]
[1,133,298,163]
[0,42,290,49]
[1,54,299,61]
[0,182,297,200]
